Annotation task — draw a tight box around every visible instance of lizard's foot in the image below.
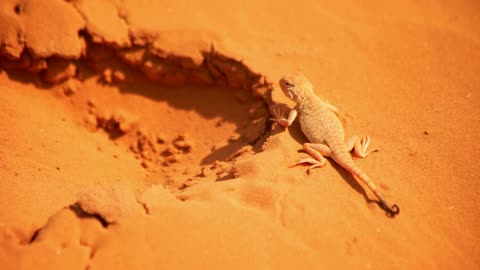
[269,105,297,128]
[290,158,326,174]
[347,136,379,158]
[270,105,285,122]
[291,143,330,174]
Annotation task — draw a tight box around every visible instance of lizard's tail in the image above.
[335,156,400,217]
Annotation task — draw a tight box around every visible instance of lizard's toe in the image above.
[269,105,284,118]
[307,163,325,174]
[290,158,326,174]
[356,136,379,157]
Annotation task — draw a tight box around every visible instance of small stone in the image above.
[164,154,178,164]
[113,70,126,82]
[200,166,213,177]
[156,134,165,144]
[172,134,192,152]
[84,114,98,130]
[141,160,152,168]
[144,61,153,68]
[63,80,78,96]
[103,68,112,83]
[228,134,240,142]
[87,99,96,108]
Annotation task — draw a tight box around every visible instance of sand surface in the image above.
[1,0,479,269]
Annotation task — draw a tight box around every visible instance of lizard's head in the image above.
[279,73,313,102]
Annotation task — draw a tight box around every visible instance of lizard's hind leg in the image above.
[346,136,379,158]
[291,143,331,174]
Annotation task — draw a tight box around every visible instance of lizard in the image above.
[270,72,399,217]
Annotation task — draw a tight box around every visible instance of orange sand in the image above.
[1,0,479,269]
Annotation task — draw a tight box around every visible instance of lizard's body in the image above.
[297,95,344,147]
[272,73,399,216]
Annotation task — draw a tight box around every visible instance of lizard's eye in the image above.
[284,81,293,87]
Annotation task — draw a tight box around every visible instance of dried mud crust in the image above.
[0,10,274,191]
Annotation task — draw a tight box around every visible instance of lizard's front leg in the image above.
[346,136,379,158]
[291,143,331,174]
[270,105,297,128]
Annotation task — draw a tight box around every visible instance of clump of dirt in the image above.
[129,129,166,165]
[129,130,194,170]
[97,111,137,137]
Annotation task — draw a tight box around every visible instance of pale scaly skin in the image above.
[271,73,399,217]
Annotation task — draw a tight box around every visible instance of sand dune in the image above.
[1,0,479,269]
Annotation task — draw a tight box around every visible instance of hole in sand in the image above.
[0,36,272,190]
[14,4,20,14]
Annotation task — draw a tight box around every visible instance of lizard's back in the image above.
[298,95,345,147]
